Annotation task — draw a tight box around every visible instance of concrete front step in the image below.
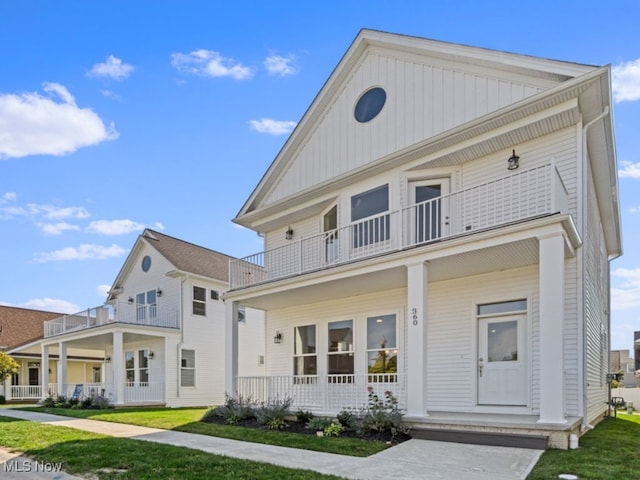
[411,427,548,449]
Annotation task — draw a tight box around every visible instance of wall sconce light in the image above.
[507,149,520,170]
[285,227,294,240]
[149,351,155,360]
[127,297,134,304]
[105,356,111,363]
[273,331,283,344]
[156,288,162,297]
[48,368,52,374]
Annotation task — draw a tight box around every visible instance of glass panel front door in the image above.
[411,179,449,244]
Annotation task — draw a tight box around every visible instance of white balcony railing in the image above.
[237,373,407,414]
[230,164,569,289]
[44,302,179,337]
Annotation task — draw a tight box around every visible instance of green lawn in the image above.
[527,413,640,479]
[0,415,343,479]
[20,406,388,457]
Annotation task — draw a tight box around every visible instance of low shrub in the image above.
[341,388,411,440]
[205,393,257,425]
[255,397,292,430]
[305,417,332,432]
[0,395,5,404]
[323,422,344,437]
[295,409,314,424]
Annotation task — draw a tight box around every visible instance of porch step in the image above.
[411,427,548,449]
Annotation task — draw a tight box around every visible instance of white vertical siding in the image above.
[263,50,546,207]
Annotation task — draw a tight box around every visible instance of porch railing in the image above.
[44,302,179,337]
[9,385,43,400]
[230,163,569,289]
[124,382,165,404]
[47,382,164,404]
[237,373,407,414]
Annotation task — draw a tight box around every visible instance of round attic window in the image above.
[141,255,152,272]
[354,87,386,123]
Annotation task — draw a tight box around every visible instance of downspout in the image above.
[580,106,610,430]
[176,274,187,398]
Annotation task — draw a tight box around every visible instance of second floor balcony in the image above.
[230,163,569,290]
[44,302,180,338]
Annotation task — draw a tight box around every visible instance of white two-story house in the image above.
[12,229,264,407]
[223,30,621,448]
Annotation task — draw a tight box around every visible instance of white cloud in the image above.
[248,118,297,135]
[39,222,81,235]
[264,54,297,77]
[0,201,89,220]
[96,284,111,298]
[612,58,640,103]
[87,55,134,81]
[33,244,126,263]
[618,160,640,179]
[1,192,16,203]
[171,49,253,80]
[611,268,640,310]
[20,298,80,314]
[86,219,146,235]
[0,82,118,159]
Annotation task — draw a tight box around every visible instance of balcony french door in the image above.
[410,179,449,243]
[136,290,157,323]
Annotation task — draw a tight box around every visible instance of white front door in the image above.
[478,315,527,405]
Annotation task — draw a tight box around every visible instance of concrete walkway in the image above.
[0,408,543,479]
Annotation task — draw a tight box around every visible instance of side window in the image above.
[181,349,195,387]
[366,314,397,380]
[328,320,354,378]
[193,286,206,316]
[293,325,317,377]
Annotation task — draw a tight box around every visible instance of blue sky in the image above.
[1,1,639,353]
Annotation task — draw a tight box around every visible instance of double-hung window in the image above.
[293,325,316,382]
[125,349,150,386]
[193,286,206,316]
[351,184,390,248]
[328,320,354,382]
[181,349,195,387]
[366,314,397,381]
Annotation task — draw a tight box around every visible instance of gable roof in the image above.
[234,29,598,225]
[107,229,236,301]
[141,229,234,281]
[0,305,63,351]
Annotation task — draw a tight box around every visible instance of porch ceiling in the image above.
[235,239,541,311]
[41,331,167,352]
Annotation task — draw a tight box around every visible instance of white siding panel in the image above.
[427,266,538,411]
[263,52,544,207]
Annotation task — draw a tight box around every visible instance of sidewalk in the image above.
[0,408,543,479]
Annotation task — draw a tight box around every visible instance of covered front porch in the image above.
[24,325,175,406]
[226,211,582,448]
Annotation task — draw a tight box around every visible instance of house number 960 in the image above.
[411,308,418,326]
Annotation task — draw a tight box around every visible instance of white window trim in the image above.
[180,349,196,388]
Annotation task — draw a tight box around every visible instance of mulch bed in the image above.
[201,416,411,444]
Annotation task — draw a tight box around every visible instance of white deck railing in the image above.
[230,164,569,289]
[237,374,407,414]
[9,385,43,400]
[123,382,165,403]
[44,302,179,337]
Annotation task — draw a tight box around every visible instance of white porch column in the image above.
[407,261,428,417]
[41,344,49,399]
[225,300,239,396]
[538,234,567,424]
[57,342,67,396]
[112,331,125,405]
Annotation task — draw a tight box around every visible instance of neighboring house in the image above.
[10,229,265,407]
[610,349,639,387]
[224,29,621,449]
[1,306,101,402]
[635,331,640,371]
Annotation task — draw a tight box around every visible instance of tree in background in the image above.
[0,351,19,382]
